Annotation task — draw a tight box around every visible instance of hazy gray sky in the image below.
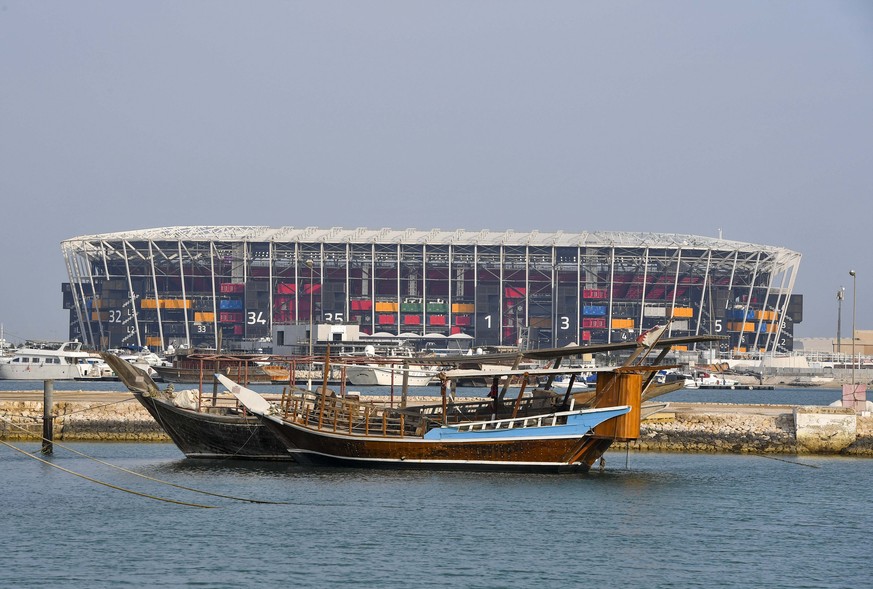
[1,1,871,343]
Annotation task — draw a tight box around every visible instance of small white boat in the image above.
[341,344,438,386]
[344,363,437,386]
[0,341,96,380]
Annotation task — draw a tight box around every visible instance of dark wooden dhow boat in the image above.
[220,331,719,472]
[101,353,292,460]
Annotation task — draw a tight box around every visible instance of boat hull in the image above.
[152,365,274,384]
[134,393,292,460]
[345,365,435,386]
[258,415,616,473]
[0,364,85,380]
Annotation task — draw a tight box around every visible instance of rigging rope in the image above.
[1,416,291,504]
[0,440,216,508]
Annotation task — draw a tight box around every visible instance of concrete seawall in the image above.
[1,395,872,456]
[633,403,873,456]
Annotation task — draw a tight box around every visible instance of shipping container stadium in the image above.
[61,226,802,354]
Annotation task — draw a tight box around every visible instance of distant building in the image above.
[61,226,802,353]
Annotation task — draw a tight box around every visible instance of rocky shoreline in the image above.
[1,395,871,456]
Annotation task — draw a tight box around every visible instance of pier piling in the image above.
[41,380,53,455]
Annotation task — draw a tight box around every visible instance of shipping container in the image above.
[611,318,635,329]
[454,315,471,326]
[220,283,245,294]
[755,310,777,321]
[350,299,373,311]
[375,301,398,312]
[582,305,607,316]
[672,307,693,318]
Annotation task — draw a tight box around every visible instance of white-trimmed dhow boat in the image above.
[219,368,646,472]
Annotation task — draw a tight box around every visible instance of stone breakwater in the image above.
[0,399,168,442]
[635,405,873,456]
[1,398,872,456]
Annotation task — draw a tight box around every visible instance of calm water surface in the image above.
[1,441,870,588]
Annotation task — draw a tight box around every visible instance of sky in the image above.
[1,1,871,345]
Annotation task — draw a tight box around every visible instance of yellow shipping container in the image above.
[195,312,215,322]
[91,311,109,321]
[672,307,693,318]
[165,299,192,309]
[141,299,159,309]
[146,336,163,347]
[728,322,755,332]
[374,301,398,312]
[451,303,475,313]
[611,318,634,329]
[755,310,777,321]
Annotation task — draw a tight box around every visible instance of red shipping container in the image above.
[276,283,296,294]
[378,314,396,325]
[504,286,526,299]
[429,315,447,326]
[581,330,591,341]
[403,315,421,325]
[220,283,245,294]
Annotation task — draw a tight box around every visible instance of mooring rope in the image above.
[753,453,821,469]
[0,440,217,508]
[0,416,290,504]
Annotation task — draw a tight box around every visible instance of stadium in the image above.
[60,227,803,354]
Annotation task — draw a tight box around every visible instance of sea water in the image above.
[1,441,871,588]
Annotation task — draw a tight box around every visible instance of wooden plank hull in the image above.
[134,393,292,460]
[259,415,616,472]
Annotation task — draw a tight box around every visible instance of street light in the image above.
[849,270,856,386]
[837,286,845,354]
[306,259,314,390]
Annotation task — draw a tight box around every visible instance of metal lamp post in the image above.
[849,270,856,386]
[306,259,314,390]
[837,286,845,354]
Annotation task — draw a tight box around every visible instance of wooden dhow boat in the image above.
[219,330,718,472]
[101,353,291,461]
